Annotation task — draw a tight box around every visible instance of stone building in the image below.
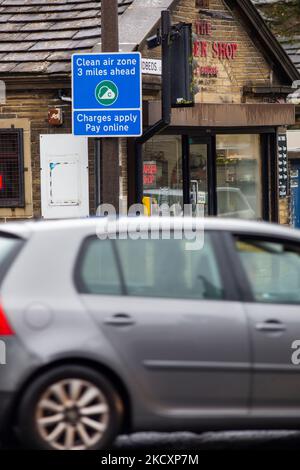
[0,0,298,223]
[0,0,133,221]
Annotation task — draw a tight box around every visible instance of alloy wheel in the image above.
[35,378,110,450]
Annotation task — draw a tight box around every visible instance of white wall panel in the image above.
[40,134,89,219]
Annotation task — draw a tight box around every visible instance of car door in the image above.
[228,231,300,414]
[77,230,251,417]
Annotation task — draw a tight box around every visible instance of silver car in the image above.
[1,217,300,450]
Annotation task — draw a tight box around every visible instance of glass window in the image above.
[79,239,121,296]
[116,234,224,300]
[234,236,300,304]
[216,135,262,220]
[143,135,183,211]
[78,235,224,300]
[0,236,20,262]
[189,139,208,216]
[0,235,23,283]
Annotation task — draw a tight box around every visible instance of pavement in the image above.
[114,430,300,450]
[2,431,300,450]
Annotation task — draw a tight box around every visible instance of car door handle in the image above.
[104,313,135,327]
[255,320,286,333]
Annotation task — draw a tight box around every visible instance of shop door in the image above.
[187,138,210,216]
[143,135,183,214]
[290,161,300,229]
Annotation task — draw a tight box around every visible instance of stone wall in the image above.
[0,88,95,219]
[142,0,278,104]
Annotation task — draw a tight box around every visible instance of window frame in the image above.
[225,231,300,305]
[0,128,25,208]
[74,230,239,302]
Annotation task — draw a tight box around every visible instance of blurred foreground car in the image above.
[1,217,300,449]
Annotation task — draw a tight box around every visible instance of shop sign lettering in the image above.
[193,19,239,60]
[193,40,238,60]
[195,65,218,77]
[195,20,212,36]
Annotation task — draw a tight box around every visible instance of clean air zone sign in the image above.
[72,52,142,137]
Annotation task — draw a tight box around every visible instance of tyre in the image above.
[18,365,124,450]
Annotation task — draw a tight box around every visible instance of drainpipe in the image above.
[134,10,172,204]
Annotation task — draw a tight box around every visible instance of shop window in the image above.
[0,129,24,208]
[216,135,262,220]
[143,135,183,211]
[189,139,208,216]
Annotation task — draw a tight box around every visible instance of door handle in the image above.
[255,319,286,333]
[104,313,135,327]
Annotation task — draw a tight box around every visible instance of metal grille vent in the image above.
[0,129,24,208]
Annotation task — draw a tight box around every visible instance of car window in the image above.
[78,233,224,300]
[115,233,224,300]
[0,236,20,263]
[0,235,23,282]
[234,236,300,304]
[79,238,121,295]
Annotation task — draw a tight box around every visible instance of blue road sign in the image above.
[72,52,142,137]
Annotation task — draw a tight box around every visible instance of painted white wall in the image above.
[40,134,89,219]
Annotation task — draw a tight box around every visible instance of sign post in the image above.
[72,52,142,138]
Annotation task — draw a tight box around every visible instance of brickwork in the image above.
[177,0,274,103]
[142,0,277,105]
[0,88,95,218]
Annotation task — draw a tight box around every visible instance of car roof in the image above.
[0,223,32,239]
[1,217,300,242]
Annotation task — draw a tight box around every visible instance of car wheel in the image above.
[18,365,124,450]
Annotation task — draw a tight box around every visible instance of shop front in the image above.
[127,0,299,223]
[135,102,294,222]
